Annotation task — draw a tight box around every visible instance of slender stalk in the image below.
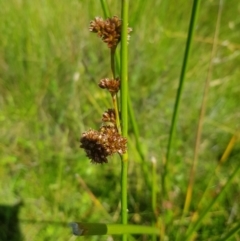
[110,48,121,133]
[111,47,116,78]
[116,42,151,190]
[151,157,157,217]
[112,93,121,134]
[151,157,158,241]
[162,0,201,196]
[121,159,128,241]
[100,0,111,17]
[120,1,129,241]
[120,1,129,139]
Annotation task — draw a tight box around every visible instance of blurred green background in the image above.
[0,0,239,240]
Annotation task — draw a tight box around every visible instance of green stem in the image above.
[121,1,129,241]
[151,157,157,217]
[111,47,116,79]
[162,0,201,196]
[112,93,121,134]
[121,157,128,239]
[100,0,111,17]
[151,157,157,241]
[110,48,121,133]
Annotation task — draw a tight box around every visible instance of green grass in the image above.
[0,0,240,240]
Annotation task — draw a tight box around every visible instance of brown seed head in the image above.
[89,17,105,33]
[99,125,127,155]
[99,77,120,94]
[80,129,109,164]
[80,126,127,164]
[89,16,132,48]
[102,109,116,124]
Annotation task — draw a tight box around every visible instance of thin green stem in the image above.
[99,2,131,241]
[110,48,121,133]
[115,45,150,192]
[111,47,116,79]
[151,157,157,217]
[120,3,129,137]
[100,0,111,17]
[151,157,157,241]
[121,1,129,241]
[162,0,201,196]
[121,157,128,240]
[117,42,151,190]
[115,41,151,191]
[112,93,121,134]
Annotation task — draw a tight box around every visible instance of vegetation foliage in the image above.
[0,0,240,240]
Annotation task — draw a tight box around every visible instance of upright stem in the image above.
[110,48,121,133]
[100,0,111,17]
[120,1,129,241]
[111,47,116,79]
[112,93,121,134]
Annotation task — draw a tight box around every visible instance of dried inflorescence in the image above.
[89,16,132,48]
[102,109,116,124]
[80,125,127,164]
[99,77,120,95]
[80,15,129,164]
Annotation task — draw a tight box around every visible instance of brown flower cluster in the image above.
[80,125,127,164]
[99,77,120,95]
[80,15,130,164]
[89,16,132,48]
[102,109,116,124]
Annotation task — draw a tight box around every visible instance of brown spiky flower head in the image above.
[99,77,120,95]
[89,16,132,49]
[80,125,127,164]
[102,109,116,125]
